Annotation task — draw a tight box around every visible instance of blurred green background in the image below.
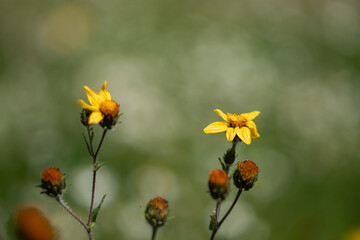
[0,0,359,239]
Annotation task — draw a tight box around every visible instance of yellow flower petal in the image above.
[88,111,104,125]
[237,127,251,145]
[214,109,228,122]
[246,121,260,139]
[226,127,236,142]
[99,81,112,101]
[241,111,260,121]
[84,86,104,108]
[77,100,99,112]
[203,121,228,133]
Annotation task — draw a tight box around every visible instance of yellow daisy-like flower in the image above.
[203,109,260,144]
[78,81,119,125]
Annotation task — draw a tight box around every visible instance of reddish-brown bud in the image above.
[208,169,229,200]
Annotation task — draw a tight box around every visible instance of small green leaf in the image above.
[90,194,106,228]
[209,213,217,231]
[93,161,107,171]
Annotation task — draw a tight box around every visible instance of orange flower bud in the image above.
[208,169,229,200]
[233,160,259,190]
[40,168,66,197]
[145,196,169,228]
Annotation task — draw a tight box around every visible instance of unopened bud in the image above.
[233,160,259,190]
[80,109,92,126]
[40,168,66,197]
[223,143,236,165]
[99,113,120,129]
[208,169,229,200]
[145,196,169,228]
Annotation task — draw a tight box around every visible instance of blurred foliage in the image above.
[0,0,359,239]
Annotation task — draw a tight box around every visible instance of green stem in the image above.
[56,197,92,239]
[87,129,108,228]
[151,227,158,240]
[209,189,242,240]
[218,189,242,226]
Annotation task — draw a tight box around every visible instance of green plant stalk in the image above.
[209,189,242,240]
[151,227,158,240]
[86,128,108,236]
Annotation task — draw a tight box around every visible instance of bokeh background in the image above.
[0,0,359,239]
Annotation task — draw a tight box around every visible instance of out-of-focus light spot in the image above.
[26,129,60,166]
[206,199,269,239]
[42,4,92,55]
[70,165,119,207]
[252,149,291,202]
[293,214,323,240]
[322,1,360,54]
[52,211,85,240]
[277,78,358,178]
[342,227,360,240]
[132,164,179,201]
[116,200,149,239]
[14,205,56,240]
[217,201,256,238]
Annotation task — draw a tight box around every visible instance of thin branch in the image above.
[56,197,90,233]
[215,200,221,223]
[218,189,242,226]
[209,189,242,240]
[87,129,107,227]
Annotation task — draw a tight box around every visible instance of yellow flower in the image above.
[77,81,119,125]
[203,109,260,144]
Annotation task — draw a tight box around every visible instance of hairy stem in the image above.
[56,197,92,239]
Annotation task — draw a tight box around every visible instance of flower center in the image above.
[100,100,119,117]
[227,113,247,128]
[238,160,259,181]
